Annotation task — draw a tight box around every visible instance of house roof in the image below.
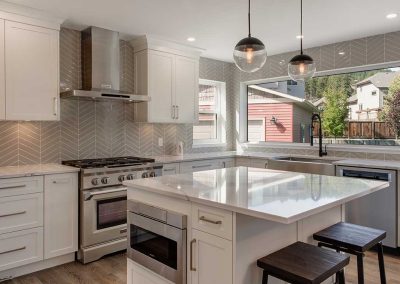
[348,94,358,103]
[354,71,400,89]
[312,94,357,107]
[248,85,317,112]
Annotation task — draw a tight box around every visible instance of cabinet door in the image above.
[5,21,59,121]
[44,173,78,259]
[148,50,175,123]
[0,19,4,120]
[127,259,173,284]
[174,56,198,123]
[191,229,232,284]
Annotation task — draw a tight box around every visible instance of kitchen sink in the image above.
[268,156,339,176]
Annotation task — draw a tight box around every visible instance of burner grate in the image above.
[62,156,156,169]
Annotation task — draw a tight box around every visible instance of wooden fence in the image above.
[313,121,396,139]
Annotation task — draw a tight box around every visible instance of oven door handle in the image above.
[84,187,127,201]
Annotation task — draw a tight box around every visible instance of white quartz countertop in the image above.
[0,163,80,179]
[125,167,388,224]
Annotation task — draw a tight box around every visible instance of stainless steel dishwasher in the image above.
[336,166,397,248]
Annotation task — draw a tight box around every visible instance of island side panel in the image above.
[235,206,342,284]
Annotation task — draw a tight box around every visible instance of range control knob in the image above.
[149,172,156,177]
[91,178,100,186]
[101,177,110,184]
[118,175,126,182]
[142,172,149,178]
[126,174,135,180]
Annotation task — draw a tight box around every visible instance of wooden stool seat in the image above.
[313,222,387,284]
[257,242,350,284]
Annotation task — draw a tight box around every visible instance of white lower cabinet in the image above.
[190,229,232,284]
[44,173,78,259]
[127,259,173,284]
[0,227,43,271]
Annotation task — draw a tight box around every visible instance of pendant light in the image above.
[233,0,267,73]
[288,0,316,81]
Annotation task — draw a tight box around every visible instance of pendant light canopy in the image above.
[233,0,267,73]
[288,0,316,81]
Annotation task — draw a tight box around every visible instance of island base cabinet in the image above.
[44,173,78,259]
[127,259,174,284]
[190,229,232,284]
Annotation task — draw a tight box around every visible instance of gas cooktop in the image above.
[62,156,156,169]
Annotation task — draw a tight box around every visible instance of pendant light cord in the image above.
[300,0,303,54]
[248,0,251,37]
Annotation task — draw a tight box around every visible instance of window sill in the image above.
[192,142,227,148]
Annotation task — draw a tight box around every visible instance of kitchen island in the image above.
[125,167,388,284]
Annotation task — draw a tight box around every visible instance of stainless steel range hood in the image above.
[61,27,149,102]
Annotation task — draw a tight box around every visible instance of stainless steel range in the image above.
[62,156,163,264]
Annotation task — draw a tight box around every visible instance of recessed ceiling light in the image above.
[386,13,398,19]
[296,35,304,39]
[187,37,196,42]
[338,51,345,56]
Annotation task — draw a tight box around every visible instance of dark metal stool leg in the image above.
[336,270,345,284]
[357,254,364,284]
[262,271,268,284]
[377,242,387,284]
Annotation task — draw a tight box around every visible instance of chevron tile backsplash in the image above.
[0,27,399,166]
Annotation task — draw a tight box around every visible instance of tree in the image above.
[321,76,348,137]
[382,75,400,135]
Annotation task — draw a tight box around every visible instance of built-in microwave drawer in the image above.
[191,204,233,240]
[0,227,43,272]
[0,193,43,235]
[0,176,43,198]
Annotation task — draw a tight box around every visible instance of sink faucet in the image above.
[310,113,327,157]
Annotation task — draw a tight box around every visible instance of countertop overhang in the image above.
[124,166,389,224]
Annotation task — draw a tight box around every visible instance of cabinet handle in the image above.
[0,246,26,255]
[163,168,175,172]
[0,211,26,218]
[171,105,175,119]
[192,164,212,169]
[199,216,222,225]
[52,178,70,184]
[222,162,226,168]
[265,162,268,168]
[190,239,196,271]
[176,105,179,119]
[53,97,58,116]
[0,184,26,190]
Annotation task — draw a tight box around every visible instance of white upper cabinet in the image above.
[131,35,202,123]
[0,19,4,120]
[5,21,59,121]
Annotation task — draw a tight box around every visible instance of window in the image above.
[244,66,400,146]
[193,80,226,145]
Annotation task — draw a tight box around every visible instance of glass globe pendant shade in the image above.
[288,53,316,81]
[233,36,267,73]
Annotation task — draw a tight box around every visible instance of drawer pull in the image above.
[163,168,175,172]
[192,165,212,169]
[0,185,26,190]
[0,211,27,218]
[52,178,70,184]
[200,216,222,225]
[190,239,196,271]
[0,246,26,255]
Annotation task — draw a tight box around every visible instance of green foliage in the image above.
[321,76,349,137]
[382,75,400,135]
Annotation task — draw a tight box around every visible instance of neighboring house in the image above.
[350,71,400,121]
[248,85,316,143]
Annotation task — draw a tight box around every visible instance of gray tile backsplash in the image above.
[0,28,400,166]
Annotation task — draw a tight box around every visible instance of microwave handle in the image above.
[84,187,127,201]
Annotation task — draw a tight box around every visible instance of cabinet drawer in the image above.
[235,157,251,167]
[162,163,180,176]
[191,204,232,240]
[0,193,43,234]
[0,228,43,272]
[180,160,220,173]
[0,176,43,198]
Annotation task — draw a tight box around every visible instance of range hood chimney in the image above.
[61,26,149,102]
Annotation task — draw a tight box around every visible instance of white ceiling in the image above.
[4,0,400,62]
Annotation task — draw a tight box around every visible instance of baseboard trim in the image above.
[0,253,75,281]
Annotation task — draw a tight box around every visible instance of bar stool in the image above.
[313,222,386,284]
[257,241,350,284]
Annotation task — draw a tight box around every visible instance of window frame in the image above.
[193,79,226,146]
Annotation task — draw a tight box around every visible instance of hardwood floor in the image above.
[5,250,400,283]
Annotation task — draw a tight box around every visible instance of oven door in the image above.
[81,186,127,248]
[128,211,186,284]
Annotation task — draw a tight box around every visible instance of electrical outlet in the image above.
[158,137,163,147]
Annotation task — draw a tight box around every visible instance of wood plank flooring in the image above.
[4,250,400,283]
